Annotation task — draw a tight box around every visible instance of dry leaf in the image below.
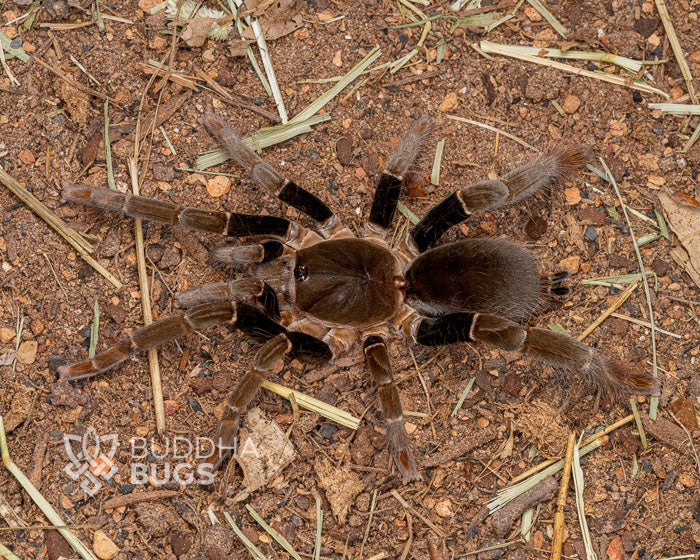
[235,407,295,492]
[658,191,700,289]
[182,19,216,47]
[241,0,302,41]
[229,39,252,57]
[313,458,364,523]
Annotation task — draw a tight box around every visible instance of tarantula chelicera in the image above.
[58,113,659,482]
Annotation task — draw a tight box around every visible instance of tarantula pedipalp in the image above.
[58,113,659,483]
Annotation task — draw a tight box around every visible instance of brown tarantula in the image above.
[58,113,659,482]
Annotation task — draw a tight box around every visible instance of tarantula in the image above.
[58,113,659,482]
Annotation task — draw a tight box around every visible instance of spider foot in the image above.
[385,418,422,483]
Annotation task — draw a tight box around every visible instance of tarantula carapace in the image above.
[58,113,659,482]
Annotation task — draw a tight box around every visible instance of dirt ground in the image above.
[1,0,699,558]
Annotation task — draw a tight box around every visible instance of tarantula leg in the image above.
[198,112,347,238]
[409,147,592,252]
[208,328,333,471]
[175,278,265,308]
[211,240,286,267]
[366,116,435,238]
[208,333,292,471]
[363,335,421,483]
[61,184,321,248]
[409,312,660,400]
[58,302,237,381]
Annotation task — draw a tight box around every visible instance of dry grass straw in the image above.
[0,167,122,288]
[611,313,680,338]
[446,114,537,151]
[524,0,567,38]
[128,158,166,434]
[552,432,576,560]
[451,376,476,417]
[261,380,360,430]
[430,139,446,186]
[667,411,700,478]
[577,280,638,340]
[571,433,595,560]
[313,497,322,560]
[104,99,116,190]
[87,300,100,359]
[480,41,670,99]
[648,103,700,115]
[228,0,287,123]
[0,543,20,560]
[629,398,647,449]
[0,417,98,560]
[599,158,660,418]
[224,511,268,560]
[246,504,301,560]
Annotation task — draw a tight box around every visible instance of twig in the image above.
[552,432,576,560]
[446,115,537,151]
[577,281,638,340]
[525,0,566,38]
[102,489,179,510]
[383,69,440,88]
[33,57,110,101]
[104,99,116,190]
[0,167,121,289]
[600,158,660,419]
[313,497,322,560]
[128,158,165,434]
[571,433,595,559]
[0,417,98,560]
[359,490,377,558]
[610,312,681,338]
[629,399,647,450]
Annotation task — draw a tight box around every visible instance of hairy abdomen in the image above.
[405,239,540,322]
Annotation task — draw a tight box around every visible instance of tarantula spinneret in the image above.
[58,113,659,483]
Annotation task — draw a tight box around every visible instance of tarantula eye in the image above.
[294,265,309,282]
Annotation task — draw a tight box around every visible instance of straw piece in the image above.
[104,99,116,190]
[654,0,697,104]
[292,46,381,124]
[391,490,445,538]
[396,201,420,225]
[88,301,100,359]
[486,42,644,73]
[629,399,647,450]
[611,312,681,338]
[571,433,595,560]
[446,114,537,151]
[0,417,98,560]
[683,123,700,152]
[0,167,122,288]
[313,497,322,560]
[577,280,638,340]
[224,512,268,560]
[552,432,576,560]
[262,380,360,430]
[525,0,567,38]
[451,377,476,417]
[431,139,445,186]
[0,543,20,560]
[128,158,166,434]
[480,41,670,99]
[246,505,301,560]
[1,31,30,61]
[648,103,700,115]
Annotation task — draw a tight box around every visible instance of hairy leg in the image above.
[366,116,434,239]
[199,112,347,238]
[409,147,591,252]
[61,184,319,249]
[404,312,660,400]
[363,335,421,483]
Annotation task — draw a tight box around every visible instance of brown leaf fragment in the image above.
[236,407,295,492]
[182,19,216,47]
[314,457,364,523]
[229,39,252,57]
[658,191,700,289]
[668,397,698,431]
[241,0,302,41]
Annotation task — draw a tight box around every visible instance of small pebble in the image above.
[93,530,119,560]
[584,225,598,241]
[206,175,230,198]
[17,340,38,364]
